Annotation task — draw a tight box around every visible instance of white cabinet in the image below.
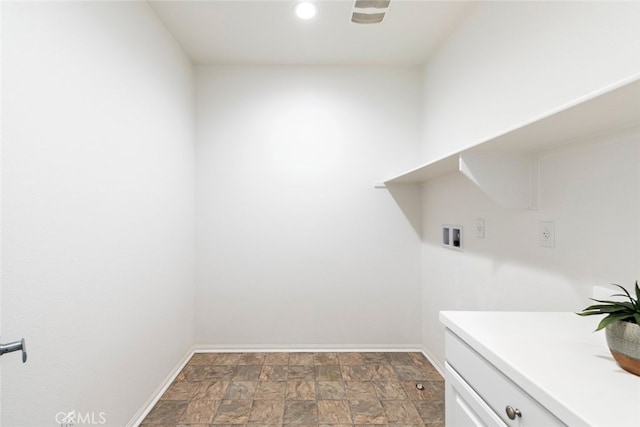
[445,331,563,427]
[440,312,640,427]
[446,362,507,427]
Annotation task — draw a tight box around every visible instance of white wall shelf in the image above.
[384,75,640,209]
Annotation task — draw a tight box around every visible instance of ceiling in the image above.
[148,0,475,65]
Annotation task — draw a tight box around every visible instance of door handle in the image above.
[0,338,27,363]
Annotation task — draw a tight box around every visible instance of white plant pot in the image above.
[605,320,640,376]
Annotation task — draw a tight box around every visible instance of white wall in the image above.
[420,1,640,162]
[3,1,636,422]
[421,129,640,370]
[1,2,194,426]
[418,0,640,370]
[0,2,4,422]
[195,66,422,348]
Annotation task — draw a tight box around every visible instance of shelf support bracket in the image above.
[385,182,423,238]
[459,151,539,210]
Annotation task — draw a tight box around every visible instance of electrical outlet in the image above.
[540,221,555,248]
[475,218,485,238]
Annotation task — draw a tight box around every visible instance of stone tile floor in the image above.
[141,352,444,426]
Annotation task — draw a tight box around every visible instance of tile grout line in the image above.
[139,351,445,426]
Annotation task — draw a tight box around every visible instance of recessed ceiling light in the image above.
[295,2,317,20]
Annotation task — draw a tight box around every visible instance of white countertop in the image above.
[440,311,640,427]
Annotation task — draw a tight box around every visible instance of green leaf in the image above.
[603,301,634,310]
[610,293,635,301]
[617,302,635,311]
[580,302,635,312]
[595,313,635,331]
[589,298,624,305]
[576,312,594,317]
[577,311,627,319]
[612,284,634,304]
[580,304,629,312]
[578,282,640,326]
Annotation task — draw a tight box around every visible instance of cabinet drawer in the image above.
[446,362,508,427]
[446,331,564,427]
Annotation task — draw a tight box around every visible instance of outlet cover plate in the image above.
[540,221,555,248]
[475,218,485,238]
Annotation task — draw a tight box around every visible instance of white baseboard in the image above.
[127,346,195,427]
[421,346,445,378]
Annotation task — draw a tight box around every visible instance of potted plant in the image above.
[577,281,640,376]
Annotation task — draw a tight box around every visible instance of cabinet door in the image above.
[445,331,565,427]
[446,363,508,427]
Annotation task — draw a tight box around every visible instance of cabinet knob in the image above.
[505,405,522,420]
